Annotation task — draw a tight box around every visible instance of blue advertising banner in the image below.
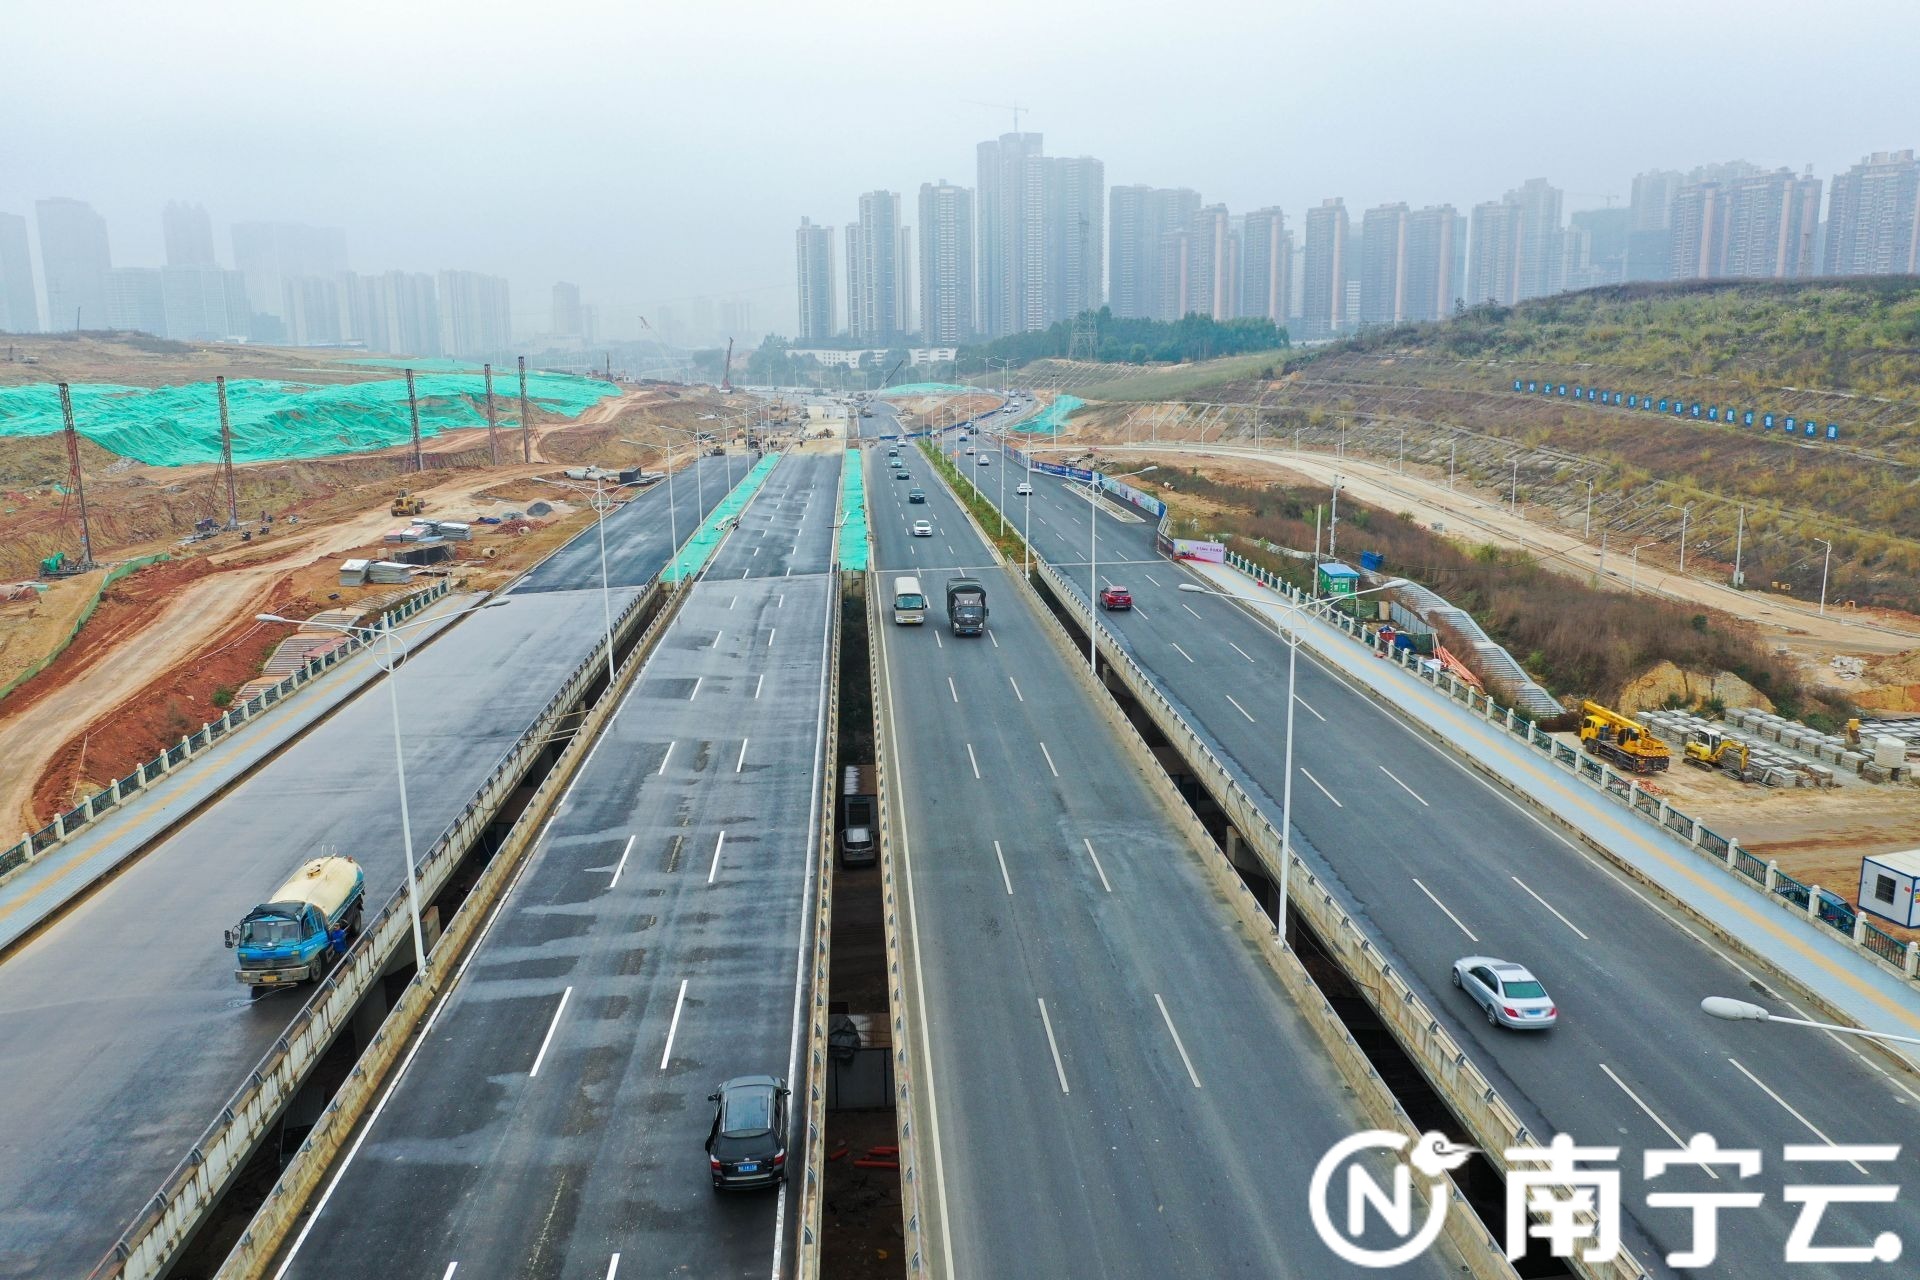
[1514,380,1523,392]
[1827,424,1839,439]
[1628,395,1639,408]
[1744,411,1754,426]
[1764,414,1775,429]
[1508,378,1837,442]
[1785,416,1797,432]
[1708,407,1719,421]
[1659,399,1670,412]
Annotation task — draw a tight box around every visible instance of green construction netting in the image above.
[837,446,868,571]
[1011,394,1084,435]
[878,382,974,396]
[662,453,782,584]
[0,372,620,467]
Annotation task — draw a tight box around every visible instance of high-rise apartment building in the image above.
[896,225,914,337]
[1239,207,1291,327]
[231,222,347,324]
[976,131,1044,337]
[372,271,440,355]
[36,197,112,331]
[1042,156,1105,325]
[1466,200,1522,305]
[1358,203,1410,326]
[1504,179,1564,301]
[1110,185,1201,321]
[719,299,752,339]
[1824,150,1920,276]
[105,267,166,335]
[162,201,217,267]
[552,281,583,337]
[281,275,345,346]
[795,217,836,342]
[1401,204,1458,322]
[436,270,511,358]
[1671,168,1822,280]
[918,180,974,344]
[1570,208,1631,287]
[1165,204,1234,321]
[159,266,250,341]
[1627,169,1682,281]
[1299,198,1348,339]
[0,212,37,332]
[845,190,902,343]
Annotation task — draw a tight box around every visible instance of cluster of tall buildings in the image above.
[0,198,514,359]
[795,144,1920,346]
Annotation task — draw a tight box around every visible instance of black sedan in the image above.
[705,1075,790,1189]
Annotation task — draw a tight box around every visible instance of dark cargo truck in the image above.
[840,765,877,868]
[946,577,988,636]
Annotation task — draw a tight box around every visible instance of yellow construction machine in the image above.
[1684,729,1752,780]
[1578,701,1671,773]
[391,492,427,517]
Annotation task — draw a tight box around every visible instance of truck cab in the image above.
[226,856,365,990]
[946,577,988,637]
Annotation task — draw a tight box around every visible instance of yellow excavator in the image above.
[1578,701,1671,773]
[1684,729,1752,780]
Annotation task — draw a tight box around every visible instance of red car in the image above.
[1099,584,1133,610]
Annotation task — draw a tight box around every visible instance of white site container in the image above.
[1873,736,1906,770]
[1859,849,1920,928]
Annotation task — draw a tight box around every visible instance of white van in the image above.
[892,575,927,625]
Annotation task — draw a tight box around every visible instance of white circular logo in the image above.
[1309,1130,1464,1268]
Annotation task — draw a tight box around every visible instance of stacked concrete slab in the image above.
[1636,709,1821,787]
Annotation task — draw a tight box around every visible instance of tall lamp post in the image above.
[1815,537,1834,615]
[540,474,618,688]
[257,599,503,975]
[1703,995,1920,1049]
[1081,464,1157,673]
[1176,578,1407,943]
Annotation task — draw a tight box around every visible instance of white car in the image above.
[1451,956,1558,1029]
[910,520,933,537]
[1016,482,1033,496]
[976,455,990,466]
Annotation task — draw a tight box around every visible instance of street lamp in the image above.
[540,475,618,689]
[1177,576,1408,942]
[1583,479,1594,540]
[257,599,503,977]
[1702,996,1920,1049]
[1815,538,1834,616]
[619,435,678,553]
[1666,502,1692,572]
[1631,541,1659,595]
[639,427,710,534]
[1082,464,1157,673]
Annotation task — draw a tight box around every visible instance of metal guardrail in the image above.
[1028,553,1649,1280]
[90,581,659,1280]
[1,580,453,884]
[796,575,842,1279]
[1220,547,1920,984]
[867,578,929,1279]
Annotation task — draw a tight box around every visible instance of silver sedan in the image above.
[1451,956,1558,1029]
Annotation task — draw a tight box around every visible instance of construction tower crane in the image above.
[720,337,735,393]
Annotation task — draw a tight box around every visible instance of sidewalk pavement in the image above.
[0,591,479,955]
[1183,556,1920,1066]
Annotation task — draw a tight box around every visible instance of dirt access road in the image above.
[1069,440,1920,660]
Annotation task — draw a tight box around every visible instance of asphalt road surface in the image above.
[0,462,733,1280]
[275,452,840,1280]
[867,438,1459,1279]
[959,429,1920,1279]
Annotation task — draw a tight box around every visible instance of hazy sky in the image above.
[7,0,1919,337]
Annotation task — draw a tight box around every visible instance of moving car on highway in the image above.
[705,1075,790,1190]
[1099,584,1133,610]
[1451,956,1558,1029]
[908,487,926,503]
[1016,481,1033,495]
[911,520,933,537]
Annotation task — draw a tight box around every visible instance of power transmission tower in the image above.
[483,363,499,466]
[1067,311,1099,362]
[57,383,96,571]
[404,368,424,472]
[518,356,533,463]
[215,375,239,528]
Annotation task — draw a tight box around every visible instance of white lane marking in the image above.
[689,676,702,702]
[1037,998,1070,1094]
[994,840,1014,895]
[948,676,959,703]
[1412,877,1478,941]
[966,743,981,779]
[1039,517,1049,527]
[605,1254,620,1280]
[1169,641,1195,663]
[1133,604,1150,620]
[1181,602,1203,619]
[660,979,689,1069]
[728,597,737,610]
[753,673,765,700]
[1380,765,1429,806]
[1154,994,1202,1088]
[712,629,725,648]
[1143,572,1162,587]
[934,629,943,649]
[1299,767,1342,807]
[441,1266,458,1280]
[1511,876,1590,940]
[1082,838,1113,893]
[1294,695,1325,721]
[1229,641,1254,662]
[736,738,750,773]
[529,986,573,1078]
[1039,742,1059,777]
[1223,693,1257,722]
[708,831,727,884]
[1727,1058,1870,1175]
[777,593,784,608]
[767,627,777,647]
[1009,676,1024,702]
[988,629,999,648]
[609,834,635,889]
[752,546,759,556]
[1599,1064,1718,1179]
[657,742,674,775]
